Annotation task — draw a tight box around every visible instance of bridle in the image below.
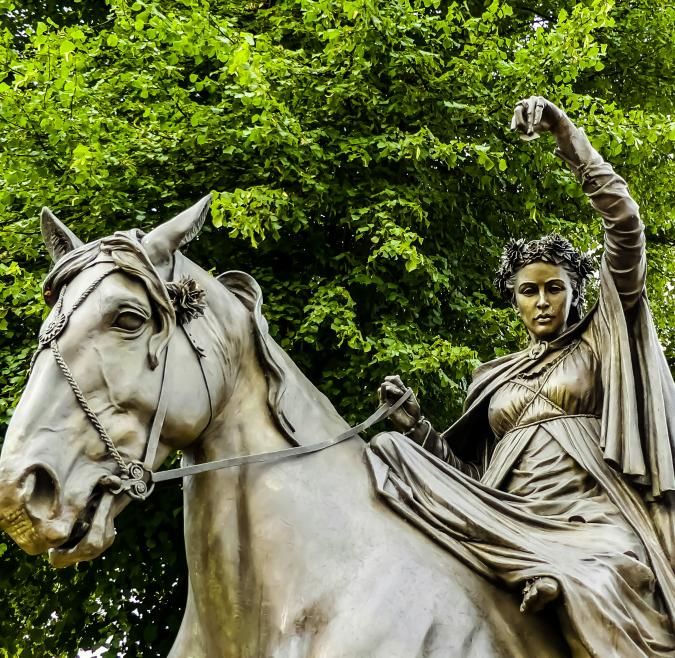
[32,263,179,500]
[33,255,412,502]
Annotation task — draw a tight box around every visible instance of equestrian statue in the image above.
[0,98,672,657]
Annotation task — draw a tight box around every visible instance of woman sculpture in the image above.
[369,97,675,657]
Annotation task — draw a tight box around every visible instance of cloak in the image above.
[437,259,675,566]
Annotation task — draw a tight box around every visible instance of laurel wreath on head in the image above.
[494,233,595,310]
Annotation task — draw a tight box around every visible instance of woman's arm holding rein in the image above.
[379,375,482,478]
[407,418,482,479]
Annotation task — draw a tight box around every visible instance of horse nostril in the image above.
[22,467,59,522]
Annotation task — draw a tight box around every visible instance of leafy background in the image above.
[0,0,673,655]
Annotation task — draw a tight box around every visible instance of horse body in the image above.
[170,406,554,657]
[0,201,566,657]
[166,260,564,657]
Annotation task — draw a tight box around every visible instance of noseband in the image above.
[33,257,412,502]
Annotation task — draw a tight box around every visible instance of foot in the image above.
[520,576,560,613]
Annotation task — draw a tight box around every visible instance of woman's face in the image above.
[514,262,574,342]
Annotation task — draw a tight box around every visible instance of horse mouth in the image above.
[55,486,104,552]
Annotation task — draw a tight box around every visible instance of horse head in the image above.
[0,196,243,567]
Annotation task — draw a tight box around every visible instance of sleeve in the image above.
[424,434,483,479]
[427,370,492,479]
[555,125,646,311]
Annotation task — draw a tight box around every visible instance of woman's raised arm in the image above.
[512,97,646,310]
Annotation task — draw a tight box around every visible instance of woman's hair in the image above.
[494,234,595,324]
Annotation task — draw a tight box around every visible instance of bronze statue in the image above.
[0,193,567,652]
[0,96,670,657]
[371,97,675,658]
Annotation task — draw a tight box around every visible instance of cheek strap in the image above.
[32,264,209,501]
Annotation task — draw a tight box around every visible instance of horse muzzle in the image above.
[0,463,72,553]
[0,462,100,557]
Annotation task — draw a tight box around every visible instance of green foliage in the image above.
[0,0,673,655]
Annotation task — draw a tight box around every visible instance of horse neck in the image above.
[178,275,380,648]
[180,261,361,464]
[189,290,368,486]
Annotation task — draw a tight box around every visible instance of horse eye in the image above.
[113,312,146,332]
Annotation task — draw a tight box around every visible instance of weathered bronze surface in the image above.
[0,97,672,657]
[0,196,565,657]
[373,97,675,657]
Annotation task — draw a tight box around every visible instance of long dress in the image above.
[366,126,675,657]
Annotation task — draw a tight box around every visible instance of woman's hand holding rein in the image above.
[378,375,437,447]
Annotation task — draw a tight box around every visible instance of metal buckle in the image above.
[108,461,155,501]
[528,341,548,360]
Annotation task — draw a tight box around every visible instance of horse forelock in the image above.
[42,231,176,355]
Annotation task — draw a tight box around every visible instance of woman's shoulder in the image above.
[470,311,600,387]
[465,350,528,409]
[470,351,525,383]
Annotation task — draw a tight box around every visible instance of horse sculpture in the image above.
[0,198,567,657]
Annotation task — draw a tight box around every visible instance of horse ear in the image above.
[40,207,84,263]
[142,195,211,271]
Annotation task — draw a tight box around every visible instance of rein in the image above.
[152,387,413,483]
[34,262,413,502]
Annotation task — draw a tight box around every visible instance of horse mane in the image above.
[217,271,351,447]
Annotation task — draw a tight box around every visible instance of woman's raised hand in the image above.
[378,375,422,434]
[510,96,566,141]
